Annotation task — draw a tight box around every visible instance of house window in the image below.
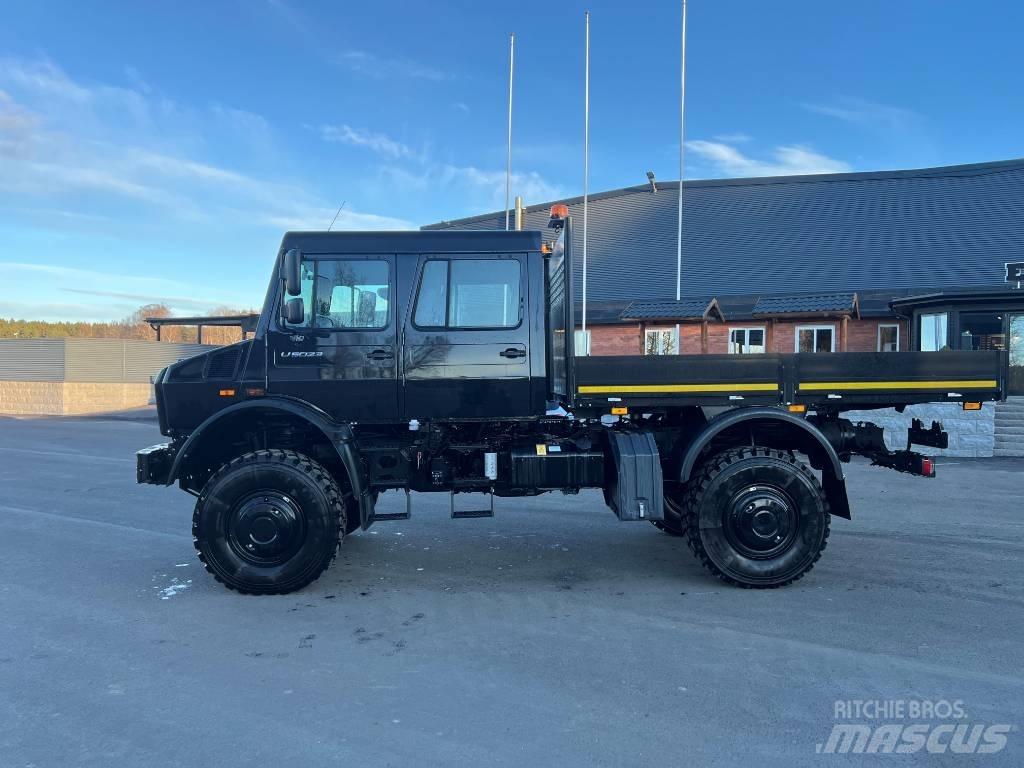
[644,328,677,355]
[877,324,899,352]
[919,312,948,351]
[796,325,835,353]
[728,327,765,354]
[958,312,1006,351]
[574,329,591,356]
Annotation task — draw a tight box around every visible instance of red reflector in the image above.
[921,458,934,476]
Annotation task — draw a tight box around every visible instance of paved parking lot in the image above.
[1,415,1022,767]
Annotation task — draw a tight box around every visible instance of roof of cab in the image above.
[280,229,543,255]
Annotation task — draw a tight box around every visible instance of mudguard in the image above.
[678,407,851,519]
[166,397,377,529]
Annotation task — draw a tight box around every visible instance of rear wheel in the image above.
[682,447,830,588]
[192,449,347,594]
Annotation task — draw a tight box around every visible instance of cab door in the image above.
[402,253,532,419]
[266,254,399,422]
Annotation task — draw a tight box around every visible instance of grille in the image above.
[205,346,242,379]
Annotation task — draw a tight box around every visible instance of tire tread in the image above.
[192,449,347,595]
[681,446,830,589]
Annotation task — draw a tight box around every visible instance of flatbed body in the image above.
[575,350,1005,411]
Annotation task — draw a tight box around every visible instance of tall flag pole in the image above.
[675,0,688,352]
[581,10,590,350]
[505,33,515,231]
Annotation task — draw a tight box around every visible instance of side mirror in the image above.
[284,297,305,325]
[283,248,302,297]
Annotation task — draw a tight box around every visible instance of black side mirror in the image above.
[283,248,302,297]
[284,297,305,325]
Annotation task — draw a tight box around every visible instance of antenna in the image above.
[327,201,347,231]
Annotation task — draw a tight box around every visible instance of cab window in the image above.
[288,258,389,329]
[413,258,520,329]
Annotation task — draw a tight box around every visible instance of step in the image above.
[373,490,412,522]
[993,447,1024,457]
[450,491,494,519]
[993,425,1024,435]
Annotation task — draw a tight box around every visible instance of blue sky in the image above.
[2,0,1022,322]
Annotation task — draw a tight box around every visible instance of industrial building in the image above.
[426,158,1024,455]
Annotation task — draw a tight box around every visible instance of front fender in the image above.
[167,397,377,528]
[678,407,850,519]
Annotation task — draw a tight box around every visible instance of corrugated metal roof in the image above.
[424,159,1024,306]
[752,293,857,315]
[621,298,719,320]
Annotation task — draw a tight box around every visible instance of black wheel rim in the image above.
[226,491,307,566]
[723,484,798,560]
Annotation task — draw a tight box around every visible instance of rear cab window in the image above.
[413,257,521,329]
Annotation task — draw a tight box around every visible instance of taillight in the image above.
[921,458,935,477]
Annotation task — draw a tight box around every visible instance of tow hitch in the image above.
[870,451,936,477]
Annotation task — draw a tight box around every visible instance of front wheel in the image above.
[682,447,830,588]
[192,449,347,594]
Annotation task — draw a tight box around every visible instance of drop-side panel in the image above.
[574,351,1005,410]
[574,354,784,408]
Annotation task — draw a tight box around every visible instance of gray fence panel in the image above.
[64,339,217,382]
[63,339,126,382]
[0,339,66,381]
[121,341,213,382]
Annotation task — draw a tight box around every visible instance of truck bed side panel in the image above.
[574,351,1005,410]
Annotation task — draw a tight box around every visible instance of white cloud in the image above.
[0,262,254,319]
[337,50,452,82]
[380,163,563,213]
[0,56,406,233]
[686,140,851,178]
[712,132,751,143]
[801,98,918,132]
[318,124,415,160]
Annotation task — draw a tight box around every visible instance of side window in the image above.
[414,258,521,329]
[413,261,448,327]
[286,258,389,329]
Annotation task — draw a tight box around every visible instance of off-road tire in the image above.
[651,490,687,536]
[682,447,830,588]
[192,449,347,595]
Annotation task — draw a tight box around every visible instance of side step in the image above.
[450,491,494,519]
[373,489,412,522]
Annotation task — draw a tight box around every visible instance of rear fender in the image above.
[678,407,851,519]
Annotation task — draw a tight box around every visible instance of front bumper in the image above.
[137,443,173,485]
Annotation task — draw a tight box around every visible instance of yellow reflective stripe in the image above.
[578,383,779,394]
[798,379,998,391]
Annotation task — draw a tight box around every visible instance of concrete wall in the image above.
[0,381,154,416]
[0,339,213,416]
[842,403,995,458]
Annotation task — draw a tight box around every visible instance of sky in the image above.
[1,0,1022,322]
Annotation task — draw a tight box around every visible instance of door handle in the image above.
[499,348,526,359]
[366,349,394,360]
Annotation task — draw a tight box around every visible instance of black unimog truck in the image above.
[137,207,1006,594]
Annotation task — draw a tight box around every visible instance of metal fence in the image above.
[0,339,213,382]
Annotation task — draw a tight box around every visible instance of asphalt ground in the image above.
[1,415,1022,767]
